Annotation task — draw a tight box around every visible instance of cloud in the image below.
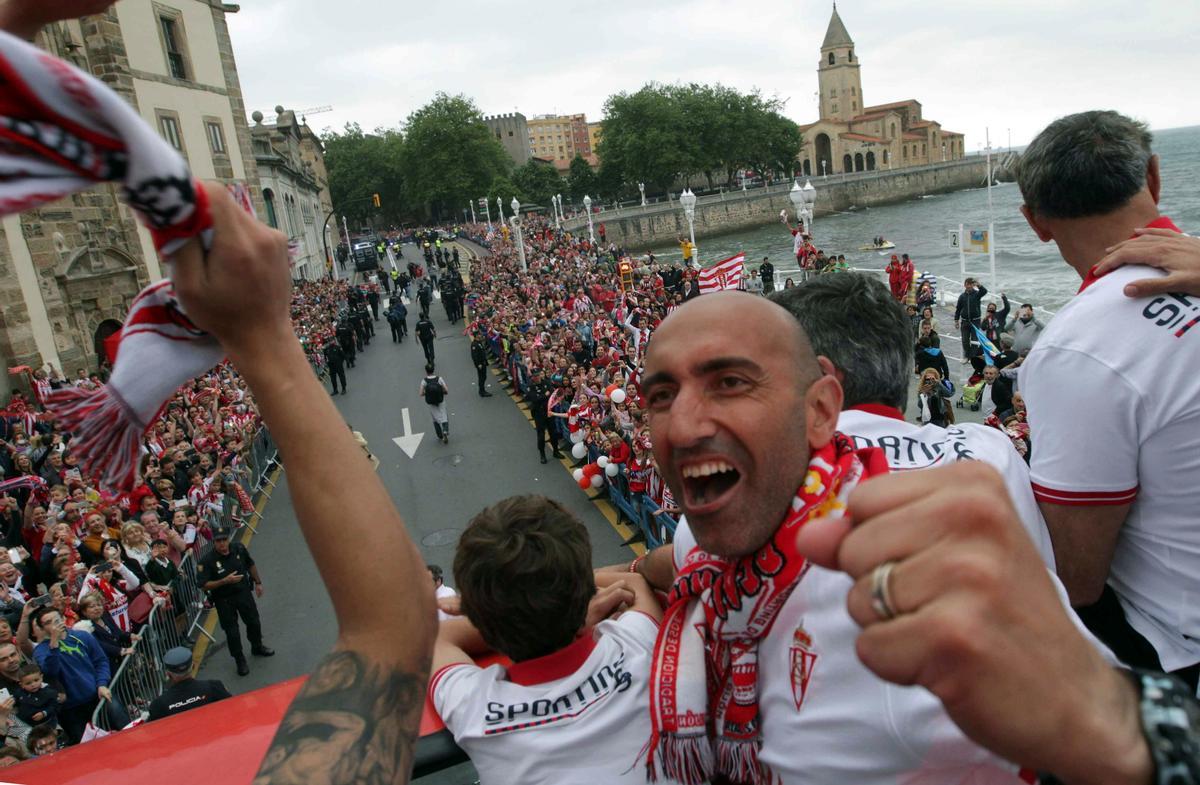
[227,0,1200,145]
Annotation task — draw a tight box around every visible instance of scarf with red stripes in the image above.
[0,30,223,490]
[646,435,887,785]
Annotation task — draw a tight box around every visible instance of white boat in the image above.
[858,240,896,251]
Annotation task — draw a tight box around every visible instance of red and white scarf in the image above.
[0,30,223,491]
[646,435,887,785]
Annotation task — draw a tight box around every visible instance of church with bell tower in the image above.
[799,4,965,176]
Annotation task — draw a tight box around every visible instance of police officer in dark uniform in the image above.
[469,332,493,397]
[415,313,436,364]
[366,286,381,321]
[323,339,347,395]
[335,318,356,368]
[525,369,563,464]
[197,527,273,676]
[759,257,776,293]
[148,647,231,721]
[417,281,433,321]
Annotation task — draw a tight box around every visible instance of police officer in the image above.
[366,286,381,321]
[148,647,231,721]
[197,527,273,676]
[335,318,356,368]
[417,280,433,321]
[525,369,563,464]
[323,339,347,395]
[415,313,436,364]
[470,332,493,397]
[759,256,776,293]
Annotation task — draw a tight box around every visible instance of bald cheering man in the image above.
[638,291,1162,785]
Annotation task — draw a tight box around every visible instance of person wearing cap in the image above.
[196,528,272,676]
[147,646,230,721]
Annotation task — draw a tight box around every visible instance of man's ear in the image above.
[1019,205,1053,243]
[805,374,843,450]
[1146,154,1161,205]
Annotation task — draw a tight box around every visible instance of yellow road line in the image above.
[189,464,281,673]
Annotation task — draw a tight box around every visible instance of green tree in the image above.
[596,83,689,194]
[566,155,598,202]
[400,93,510,220]
[322,123,407,225]
[510,160,564,208]
[486,175,522,208]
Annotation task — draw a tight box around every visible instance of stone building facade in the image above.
[483,112,531,167]
[0,1,263,400]
[798,5,965,176]
[252,107,335,281]
[527,113,595,171]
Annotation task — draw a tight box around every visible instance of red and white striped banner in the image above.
[697,253,746,294]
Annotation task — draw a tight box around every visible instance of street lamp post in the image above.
[583,194,595,243]
[510,197,527,273]
[942,143,946,162]
[482,197,491,228]
[788,179,804,227]
[680,187,697,265]
[469,201,476,224]
[801,179,816,239]
[821,159,828,178]
[638,182,646,207]
[496,196,504,223]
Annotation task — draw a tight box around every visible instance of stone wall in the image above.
[564,157,992,250]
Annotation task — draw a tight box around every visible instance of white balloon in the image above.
[570,429,585,443]
[611,388,627,404]
[571,442,588,459]
[597,456,609,468]
[605,463,619,477]
[572,468,584,482]
[590,474,605,488]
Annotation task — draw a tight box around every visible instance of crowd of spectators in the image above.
[0,276,379,759]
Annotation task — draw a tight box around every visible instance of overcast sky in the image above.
[227,0,1198,149]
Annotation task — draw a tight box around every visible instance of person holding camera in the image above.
[915,368,955,427]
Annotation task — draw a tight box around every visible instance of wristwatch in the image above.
[1129,668,1200,785]
[1040,668,1199,785]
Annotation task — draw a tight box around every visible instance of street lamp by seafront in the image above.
[801,179,816,238]
[496,196,504,223]
[788,179,804,228]
[554,193,562,228]
[821,159,828,178]
[482,197,492,228]
[583,194,595,243]
[639,182,646,206]
[680,187,698,264]
[510,196,527,272]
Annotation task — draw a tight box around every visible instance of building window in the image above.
[828,52,835,65]
[851,87,856,96]
[849,49,854,61]
[852,101,856,111]
[832,104,838,114]
[263,189,278,228]
[903,146,908,160]
[922,143,927,156]
[890,123,896,138]
[156,8,191,81]
[831,88,837,98]
[205,119,226,154]
[508,130,514,137]
[157,111,184,152]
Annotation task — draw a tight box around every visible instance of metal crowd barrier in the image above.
[90,428,281,733]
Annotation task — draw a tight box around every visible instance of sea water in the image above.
[653,125,1200,313]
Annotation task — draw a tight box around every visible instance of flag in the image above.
[698,253,746,294]
[970,323,999,365]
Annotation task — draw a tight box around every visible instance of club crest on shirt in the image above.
[789,623,817,711]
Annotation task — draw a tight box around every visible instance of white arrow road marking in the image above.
[392,407,424,458]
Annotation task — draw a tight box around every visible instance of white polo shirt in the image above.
[430,612,671,785]
[663,408,1077,784]
[1020,234,1200,671]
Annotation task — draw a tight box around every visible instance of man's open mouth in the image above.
[679,459,742,510]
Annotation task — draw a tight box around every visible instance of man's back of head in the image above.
[770,273,911,413]
[1017,110,1153,221]
[454,495,593,662]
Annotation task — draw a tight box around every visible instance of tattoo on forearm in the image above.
[253,649,428,785]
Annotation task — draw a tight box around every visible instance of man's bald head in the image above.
[643,291,842,557]
[649,292,821,391]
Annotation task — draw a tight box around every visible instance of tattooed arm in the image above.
[174,185,436,785]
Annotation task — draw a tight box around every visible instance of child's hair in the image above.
[17,663,41,681]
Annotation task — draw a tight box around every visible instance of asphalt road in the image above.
[196,243,631,783]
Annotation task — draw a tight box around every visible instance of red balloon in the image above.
[582,463,600,476]
[605,384,619,397]
[578,477,591,489]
